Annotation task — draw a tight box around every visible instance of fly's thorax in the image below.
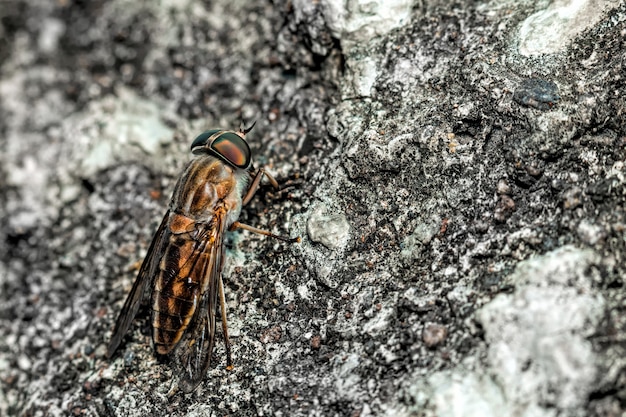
[170,155,248,223]
[225,167,250,226]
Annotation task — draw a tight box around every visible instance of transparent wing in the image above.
[175,210,227,393]
[107,211,171,358]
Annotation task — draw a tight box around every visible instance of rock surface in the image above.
[1,0,625,416]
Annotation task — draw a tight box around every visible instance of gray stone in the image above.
[1,1,625,416]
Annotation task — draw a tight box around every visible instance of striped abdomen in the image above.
[151,220,214,355]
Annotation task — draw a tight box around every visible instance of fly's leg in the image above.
[230,221,300,243]
[239,167,301,242]
[242,168,279,206]
[219,274,234,371]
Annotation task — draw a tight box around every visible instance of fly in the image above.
[107,124,300,392]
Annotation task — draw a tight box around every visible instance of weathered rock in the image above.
[1,1,625,416]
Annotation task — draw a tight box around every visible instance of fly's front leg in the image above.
[239,167,301,243]
[242,168,279,206]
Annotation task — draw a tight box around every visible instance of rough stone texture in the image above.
[518,0,618,56]
[1,0,625,416]
[476,247,604,416]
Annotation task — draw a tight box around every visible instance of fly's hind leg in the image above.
[219,274,234,371]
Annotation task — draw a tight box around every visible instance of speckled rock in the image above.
[1,1,625,416]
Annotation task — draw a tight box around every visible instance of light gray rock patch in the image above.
[477,246,604,415]
[519,0,619,55]
[307,204,351,250]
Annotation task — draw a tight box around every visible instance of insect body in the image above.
[107,126,298,392]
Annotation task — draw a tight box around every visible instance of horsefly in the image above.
[107,124,299,392]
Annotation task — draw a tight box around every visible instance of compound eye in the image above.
[210,132,251,169]
[191,129,222,152]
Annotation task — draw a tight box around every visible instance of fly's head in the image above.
[190,124,255,171]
